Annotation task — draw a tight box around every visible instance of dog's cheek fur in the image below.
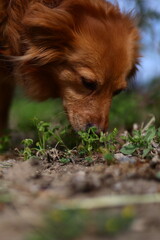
[16,65,61,100]
[17,3,75,99]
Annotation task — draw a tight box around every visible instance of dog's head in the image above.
[20,0,140,131]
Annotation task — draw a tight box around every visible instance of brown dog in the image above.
[0,0,140,135]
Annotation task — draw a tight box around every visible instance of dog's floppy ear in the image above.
[22,3,75,65]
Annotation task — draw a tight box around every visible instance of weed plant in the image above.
[20,117,160,162]
[121,125,160,158]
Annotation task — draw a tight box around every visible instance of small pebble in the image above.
[114,153,136,163]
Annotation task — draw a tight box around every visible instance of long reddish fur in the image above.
[0,0,140,134]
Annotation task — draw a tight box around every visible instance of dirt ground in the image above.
[1,152,160,240]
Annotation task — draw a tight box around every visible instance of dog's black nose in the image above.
[86,123,107,133]
[86,123,101,134]
[86,123,95,130]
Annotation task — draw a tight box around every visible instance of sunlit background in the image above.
[108,0,160,84]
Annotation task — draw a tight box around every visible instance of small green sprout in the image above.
[78,127,99,155]
[34,118,57,154]
[20,119,70,160]
[59,158,70,164]
[85,156,93,163]
[104,153,115,165]
[78,127,118,156]
[120,125,159,158]
[21,139,34,160]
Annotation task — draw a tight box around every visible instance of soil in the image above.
[1,151,160,240]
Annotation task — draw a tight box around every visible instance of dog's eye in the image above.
[113,89,124,96]
[81,77,97,91]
